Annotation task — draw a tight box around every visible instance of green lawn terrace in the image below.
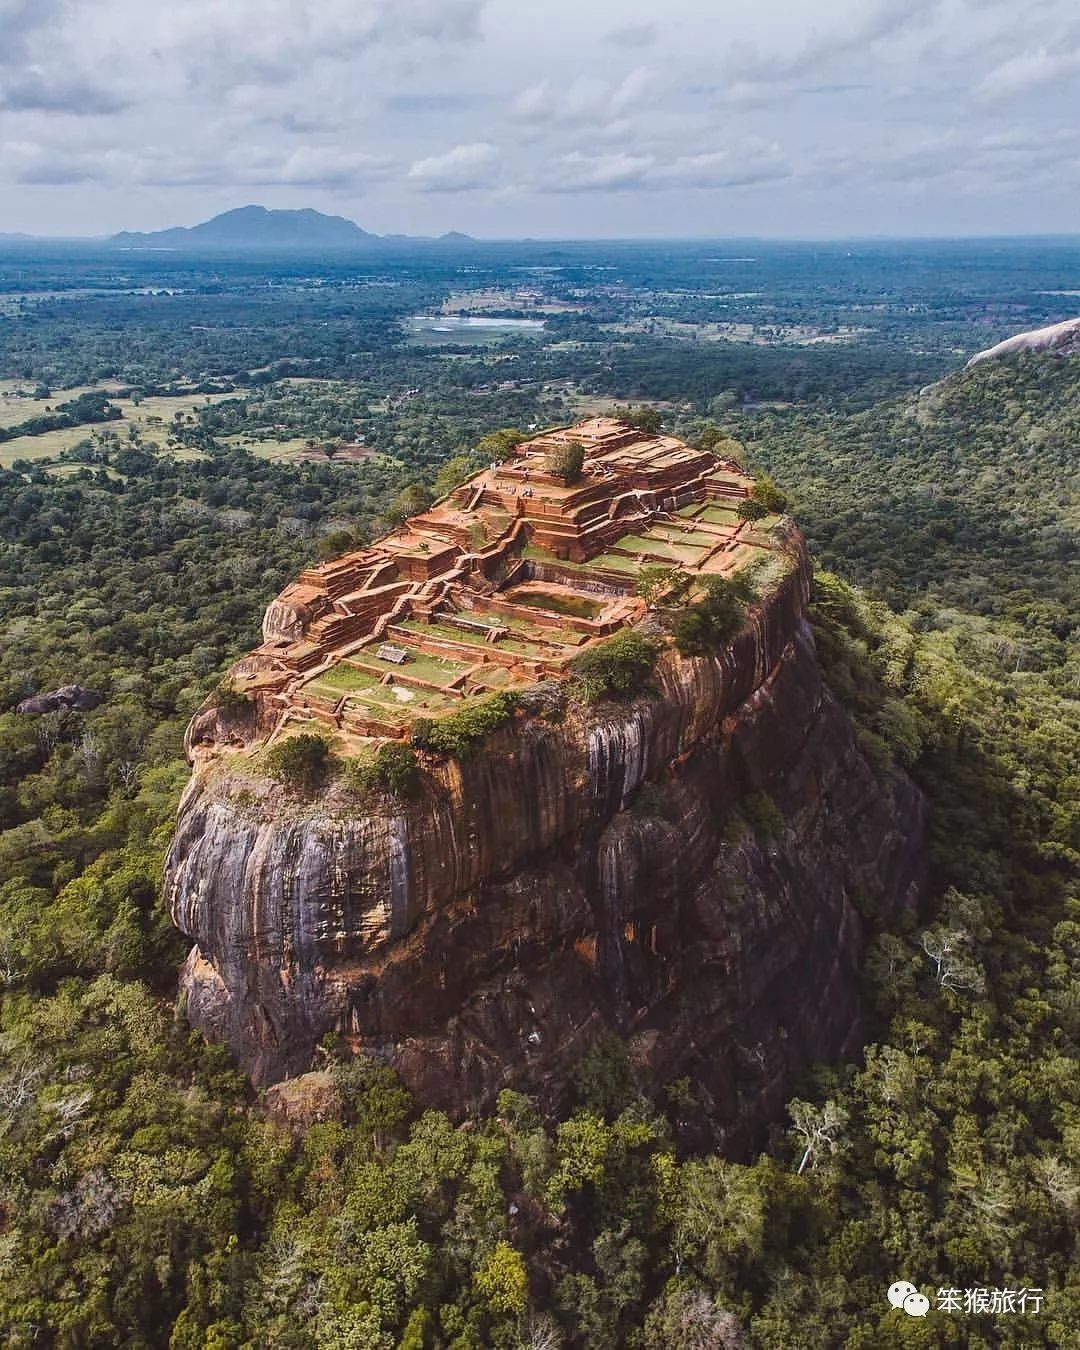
[285,579,639,742]
[209,416,779,756]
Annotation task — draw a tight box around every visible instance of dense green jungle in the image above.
[0,240,1076,1347]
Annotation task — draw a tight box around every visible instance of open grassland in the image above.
[0,425,107,466]
[398,619,563,658]
[648,522,725,547]
[714,542,758,573]
[469,608,581,646]
[502,586,604,619]
[0,383,126,429]
[124,392,235,426]
[465,665,515,689]
[219,433,325,461]
[1,389,234,466]
[348,684,459,720]
[44,462,125,481]
[397,619,537,655]
[557,392,625,418]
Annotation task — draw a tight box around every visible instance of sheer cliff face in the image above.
[166,557,925,1146]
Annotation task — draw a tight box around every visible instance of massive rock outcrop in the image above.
[165,550,926,1148]
[966,315,1080,367]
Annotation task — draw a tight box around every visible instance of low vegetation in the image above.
[411,691,520,758]
[570,629,663,701]
[210,681,252,717]
[748,472,789,514]
[263,731,332,790]
[672,574,754,656]
[634,565,687,609]
[0,243,1075,1346]
[345,741,421,799]
[545,439,585,483]
[0,389,121,443]
[736,497,770,522]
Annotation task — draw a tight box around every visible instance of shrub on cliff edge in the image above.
[737,498,770,523]
[411,691,519,758]
[672,575,753,657]
[750,473,789,514]
[263,731,331,791]
[570,630,662,702]
[345,741,421,800]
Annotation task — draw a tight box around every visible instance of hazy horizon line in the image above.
[4,228,1080,247]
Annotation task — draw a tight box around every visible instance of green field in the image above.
[1,425,100,466]
[469,609,581,646]
[647,523,721,548]
[348,684,459,718]
[590,553,641,575]
[468,666,515,690]
[398,620,493,650]
[0,389,235,467]
[616,534,708,565]
[302,663,461,721]
[306,664,382,693]
[701,505,742,525]
[0,383,126,429]
[220,434,318,460]
[351,647,473,687]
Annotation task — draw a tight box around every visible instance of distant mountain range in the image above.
[107,205,473,251]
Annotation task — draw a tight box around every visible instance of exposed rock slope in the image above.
[966,315,1080,367]
[166,552,925,1145]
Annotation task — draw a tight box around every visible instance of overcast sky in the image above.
[2,0,1079,238]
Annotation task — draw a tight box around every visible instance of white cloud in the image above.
[974,47,1080,99]
[803,126,1080,193]
[4,0,1080,236]
[0,0,486,110]
[513,68,656,125]
[548,142,790,193]
[552,152,655,191]
[270,147,393,190]
[407,142,501,191]
[0,0,66,63]
[1,139,102,184]
[0,139,395,192]
[657,147,790,189]
[716,0,943,91]
[145,0,486,91]
[141,146,394,191]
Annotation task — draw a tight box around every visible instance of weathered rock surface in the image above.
[166,555,926,1147]
[264,1070,342,1135]
[16,684,102,715]
[966,315,1080,367]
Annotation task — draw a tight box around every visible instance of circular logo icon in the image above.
[888,1281,919,1310]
